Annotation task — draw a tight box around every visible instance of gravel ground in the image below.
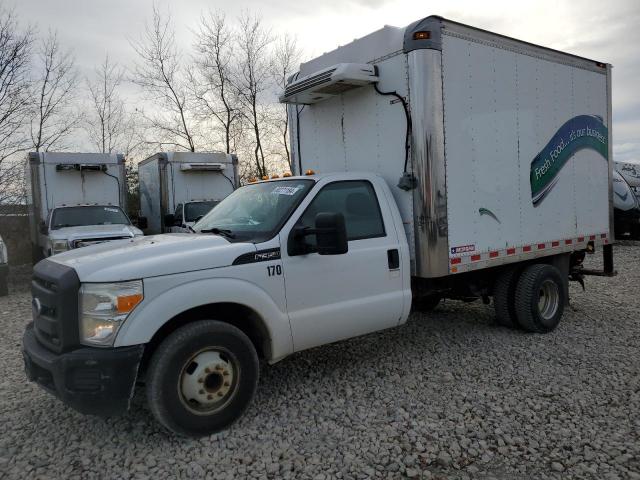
[1,244,639,479]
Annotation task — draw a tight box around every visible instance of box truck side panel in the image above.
[443,38,522,253]
[139,158,161,234]
[295,54,415,260]
[168,165,233,207]
[442,34,609,267]
[38,153,125,211]
[571,70,609,236]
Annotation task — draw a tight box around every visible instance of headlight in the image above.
[51,240,69,254]
[80,280,143,346]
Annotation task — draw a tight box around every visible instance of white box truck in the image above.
[138,152,239,234]
[27,152,143,259]
[22,16,614,437]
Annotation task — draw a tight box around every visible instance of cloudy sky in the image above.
[9,0,640,163]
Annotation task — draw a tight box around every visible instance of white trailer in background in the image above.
[27,152,142,259]
[138,152,239,234]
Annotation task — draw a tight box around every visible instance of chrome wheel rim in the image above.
[538,280,559,320]
[179,348,238,415]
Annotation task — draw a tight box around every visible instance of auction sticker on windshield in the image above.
[104,207,119,213]
[271,185,303,196]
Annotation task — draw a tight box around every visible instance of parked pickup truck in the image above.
[23,16,614,437]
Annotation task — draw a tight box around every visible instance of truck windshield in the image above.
[193,180,314,242]
[51,206,131,229]
[185,201,219,222]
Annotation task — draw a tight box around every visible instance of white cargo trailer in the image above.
[27,152,142,259]
[22,16,616,437]
[138,152,239,234]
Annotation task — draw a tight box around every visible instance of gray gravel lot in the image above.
[1,244,639,479]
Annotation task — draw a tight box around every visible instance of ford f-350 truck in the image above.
[23,16,614,437]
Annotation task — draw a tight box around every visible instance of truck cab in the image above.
[23,173,411,436]
[42,204,143,256]
[166,199,220,233]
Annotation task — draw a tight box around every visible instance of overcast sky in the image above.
[9,0,640,163]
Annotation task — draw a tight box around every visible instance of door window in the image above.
[296,180,385,247]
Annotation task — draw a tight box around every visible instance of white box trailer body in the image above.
[284,16,613,278]
[27,152,140,258]
[138,152,239,234]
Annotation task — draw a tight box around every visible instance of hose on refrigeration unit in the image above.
[100,168,123,207]
[371,65,416,191]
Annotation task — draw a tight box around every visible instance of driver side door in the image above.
[280,178,407,352]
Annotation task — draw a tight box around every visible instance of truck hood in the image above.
[49,224,143,242]
[50,234,257,282]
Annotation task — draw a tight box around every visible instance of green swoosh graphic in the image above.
[479,208,501,223]
[530,115,608,206]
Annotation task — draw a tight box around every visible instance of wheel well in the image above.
[138,302,271,377]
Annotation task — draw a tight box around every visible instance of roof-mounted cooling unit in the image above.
[55,164,107,172]
[279,63,378,105]
[179,162,225,172]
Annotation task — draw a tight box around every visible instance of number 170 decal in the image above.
[267,264,282,277]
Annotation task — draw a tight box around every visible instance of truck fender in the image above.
[114,278,293,362]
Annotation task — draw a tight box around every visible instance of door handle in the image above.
[387,249,399,270]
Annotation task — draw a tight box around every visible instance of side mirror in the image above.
[39,221,48,235]
[164,213,175,227]
[136,216,148,229]
[315,212,348,255]
[289,212,348,256]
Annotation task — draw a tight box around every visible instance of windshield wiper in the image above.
[187,225,195,233]
[199,227,235,239]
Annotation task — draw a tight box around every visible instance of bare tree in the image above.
[191,10,242,154]
[0,6,31,206]
[30,30,80,152]
[131,4,196,152]
[272,34,301,171]
[85,55,126,153]
[235,11,274,178]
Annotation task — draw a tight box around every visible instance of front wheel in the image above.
[146,320,259,437]
[515,264,566,333]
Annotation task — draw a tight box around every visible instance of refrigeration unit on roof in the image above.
[279,63,379,105]
[55,164,107,172]
[179,163,225,172]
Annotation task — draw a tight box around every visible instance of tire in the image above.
[515,264,566,333]
[493,267,521,328]
[413,295,441,312]
[146,320,259,437]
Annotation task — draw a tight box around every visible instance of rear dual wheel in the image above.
[494,263,565,333]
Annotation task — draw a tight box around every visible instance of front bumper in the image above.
[22,323,144,416]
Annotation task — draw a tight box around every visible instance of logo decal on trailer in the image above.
[479,208,500,223]
[530,115,608,206]
[451,244,475,254]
